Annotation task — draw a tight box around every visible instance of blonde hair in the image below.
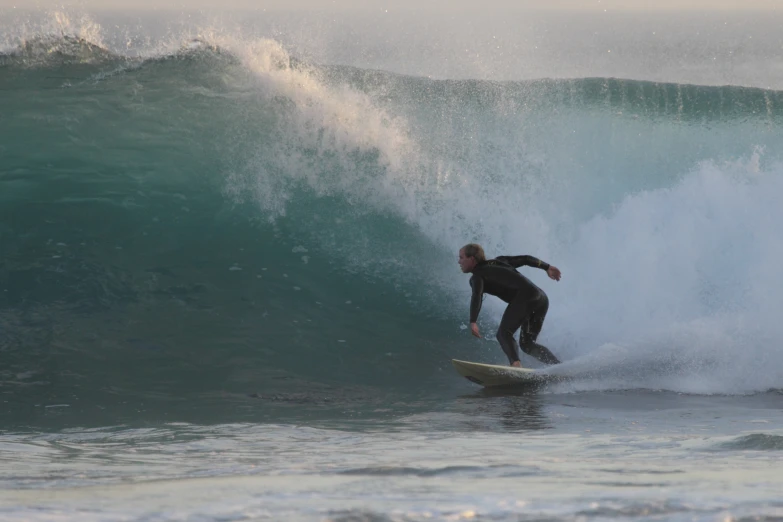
[461,243,486,263]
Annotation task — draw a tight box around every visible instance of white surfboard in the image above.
[451,359,548,387]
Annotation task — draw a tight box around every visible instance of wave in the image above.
[2,28,783,424]
[714,434,783,451]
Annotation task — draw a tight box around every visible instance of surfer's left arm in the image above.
[497,255,561,281]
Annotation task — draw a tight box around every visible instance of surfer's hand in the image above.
[470,322,480,338]
[547,265,561,281]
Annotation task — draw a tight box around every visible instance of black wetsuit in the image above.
[469,255,560,365]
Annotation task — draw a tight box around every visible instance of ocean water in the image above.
[2,7,783,521]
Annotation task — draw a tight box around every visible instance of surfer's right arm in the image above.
[497,255,562,281]
[496,255,550,270]
[469,275,484,337]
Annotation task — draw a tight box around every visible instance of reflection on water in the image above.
[454,387,553,432]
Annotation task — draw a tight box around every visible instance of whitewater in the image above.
[2,7,783,522]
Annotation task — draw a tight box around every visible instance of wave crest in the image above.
[0,35,117,67]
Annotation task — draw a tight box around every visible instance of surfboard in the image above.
[451,359,548,387]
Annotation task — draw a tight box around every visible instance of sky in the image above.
[0,0,779,10]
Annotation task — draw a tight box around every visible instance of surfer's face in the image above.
[458,248,477,273]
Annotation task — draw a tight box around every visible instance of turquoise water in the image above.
[2,9,783,521]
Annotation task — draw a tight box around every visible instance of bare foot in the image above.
[510,361,522,368]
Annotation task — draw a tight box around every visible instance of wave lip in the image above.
[0,35,119,67]
[0,35,246,70]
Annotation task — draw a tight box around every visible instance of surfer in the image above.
[458,243,562,366]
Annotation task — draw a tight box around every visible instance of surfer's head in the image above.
[459,243,485,273]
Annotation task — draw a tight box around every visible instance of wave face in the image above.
[3,20,783,423]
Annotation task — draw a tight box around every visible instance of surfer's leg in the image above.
[496,297,529,365]
[519,294,561,365]
[525,293,548,343]
[521,341,560,365]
